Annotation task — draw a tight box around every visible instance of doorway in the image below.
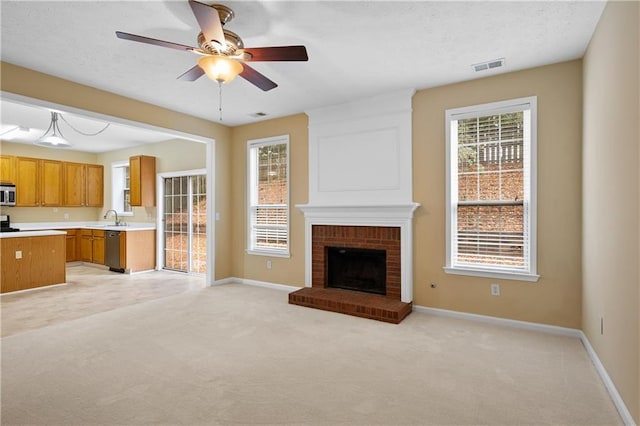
[162,172,207,274]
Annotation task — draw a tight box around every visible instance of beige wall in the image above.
[582,1,639,422]
[228,62,584,330]
[413,60,583,329]
[1,62,233,280]
[98,139,207,223]
[230,114,308,285]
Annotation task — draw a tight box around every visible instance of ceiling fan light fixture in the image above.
[198,55,243,83]
[35,112,72,148]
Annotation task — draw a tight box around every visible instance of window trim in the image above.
[444,96,539,282]
[110,160,133,217]
[246,135,291,258]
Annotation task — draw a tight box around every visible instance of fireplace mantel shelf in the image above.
[296,203,420,220]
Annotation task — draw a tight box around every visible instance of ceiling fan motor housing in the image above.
[197,29,243,55]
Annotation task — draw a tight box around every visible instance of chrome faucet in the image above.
[104,209,120,226]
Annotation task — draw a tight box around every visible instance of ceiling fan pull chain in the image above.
[218,81,223,121]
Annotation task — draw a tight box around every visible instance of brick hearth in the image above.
[288,225,412,323]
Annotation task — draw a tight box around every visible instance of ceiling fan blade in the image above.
[188,0,225,46]
[240,64,278,91]
[243,46,309,62]
[177,65,205,81]
[116,31,197,52]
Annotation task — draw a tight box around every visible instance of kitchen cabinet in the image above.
[0,155,15,183]
[79,229,105,264]
[121,230,156,272]
[15,157,39,206]
[130,155,156,207]
[1,233,66,294]
[65,229,79,262]
[14,157,63,207]
[40,159,64,206]
[63,162,104,207]
[85,164,104,207]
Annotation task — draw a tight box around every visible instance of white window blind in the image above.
[445,97,538,281]
[247,136,290,256]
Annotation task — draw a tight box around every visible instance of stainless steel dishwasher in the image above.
[105,230,124,272]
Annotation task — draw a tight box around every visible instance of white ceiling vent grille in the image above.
[472,58,505,72]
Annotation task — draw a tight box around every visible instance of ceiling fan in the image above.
[116,0,308,91]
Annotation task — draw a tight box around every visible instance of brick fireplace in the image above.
[291,90,418,323]
[311,225,401,298]
[290,204,418,323]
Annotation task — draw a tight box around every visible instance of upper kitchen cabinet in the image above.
[85,164,104,207]
[63,162,104,207]
[40,159,64,206]
[15,157,63,207]
[0,155,15,183]
[130,155,156,207]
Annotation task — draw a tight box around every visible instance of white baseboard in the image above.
[213,277,300,292]
[412,305,582,337]
[578,330,636,426]
[413,304,635,425]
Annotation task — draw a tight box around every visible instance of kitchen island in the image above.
[0,230,66,294]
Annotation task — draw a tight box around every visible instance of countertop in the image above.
[10,221,157,232]
[0,230,67,239]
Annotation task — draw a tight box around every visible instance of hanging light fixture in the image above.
[34,111,110,149]
[35,112,71,148]
[197,55,243,121]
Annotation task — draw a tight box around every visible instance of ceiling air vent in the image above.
[472,58,505,72]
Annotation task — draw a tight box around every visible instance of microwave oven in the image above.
[0,184,16,206]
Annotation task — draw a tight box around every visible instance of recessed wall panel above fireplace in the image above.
[306,89,415,206]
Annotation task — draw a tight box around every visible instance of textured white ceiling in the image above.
[1,0,605,152]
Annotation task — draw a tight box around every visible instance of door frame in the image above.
[2,92,216,286]
[156,168,210,277]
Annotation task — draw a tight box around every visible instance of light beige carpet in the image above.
[1,283,622,425]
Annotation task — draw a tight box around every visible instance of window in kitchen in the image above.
[111,161,132,215]
[247,135,290,257]
[444,96,539,282]
[163,173,207,274]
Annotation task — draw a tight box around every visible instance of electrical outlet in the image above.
[63,213,69,220]
[266,260,272,270]
[15,250,22,259]
[491,283,500,296]
[215,212,221,221]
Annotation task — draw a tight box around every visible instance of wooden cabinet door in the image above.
[0,155,15,183]
[15,157,39,206]
[92,230,105,265]
[65,229,78,262]
[64,162,85,206]
[85,164,104,207]
[79,230,93,262]
[130,155,156,207]
[40,160,64,206]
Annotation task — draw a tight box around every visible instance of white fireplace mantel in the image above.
[296,203,420,303]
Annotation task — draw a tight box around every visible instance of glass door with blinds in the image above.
[163,174,207,274]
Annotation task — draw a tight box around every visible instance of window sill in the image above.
[443,266,540,282]
[246,249,290,259]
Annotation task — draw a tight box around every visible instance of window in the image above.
[247,135,290,257]
[111,161,132,216]
[445,97,538,281]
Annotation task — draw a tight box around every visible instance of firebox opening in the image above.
[326,246,387,296]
